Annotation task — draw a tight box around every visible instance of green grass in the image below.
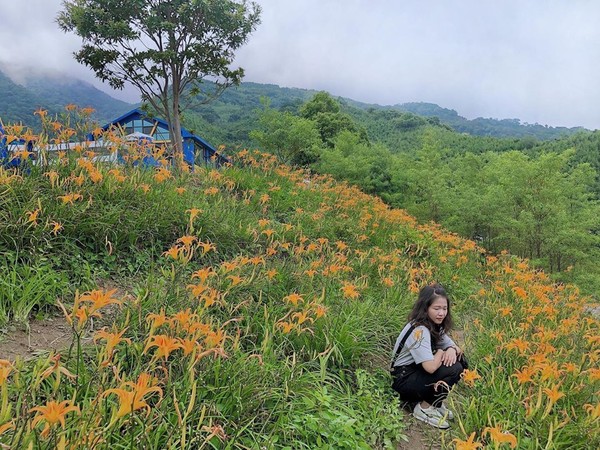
[0,143,597,449]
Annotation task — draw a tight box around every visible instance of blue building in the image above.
[95,108,228,167]
[0,119,32,169]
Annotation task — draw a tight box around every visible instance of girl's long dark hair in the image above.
[408,283,453,346]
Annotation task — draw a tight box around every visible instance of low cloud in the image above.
[1,0,598,128]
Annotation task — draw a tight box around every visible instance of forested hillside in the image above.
[388,102,585,139]
[250,92,600,294]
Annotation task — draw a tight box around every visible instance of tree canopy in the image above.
[57,0,261,161]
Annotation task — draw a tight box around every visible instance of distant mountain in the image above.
[0,67,587,141]
[0,68,133,128]
[0,70,52,126]
[389,102,585,139]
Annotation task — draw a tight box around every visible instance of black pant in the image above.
[392,360,465,407]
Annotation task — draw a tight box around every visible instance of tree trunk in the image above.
[169,70,184,169]
[170,109,184,168]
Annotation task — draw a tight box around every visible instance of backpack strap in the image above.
[390,323,416,371]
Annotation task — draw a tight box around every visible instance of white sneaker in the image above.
[413,403,450,429]
[435,403,454,420]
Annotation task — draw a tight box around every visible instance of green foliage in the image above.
[251,94,600,293]
[300,91,341,118]
[0,254,69,324]
[280,371,406,449]
[57,0,261,157]
[250,100,322,165]
[299,92,369,147]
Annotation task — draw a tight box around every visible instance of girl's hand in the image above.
[441,347,458,366]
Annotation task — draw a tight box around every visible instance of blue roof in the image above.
[101,108,219,154]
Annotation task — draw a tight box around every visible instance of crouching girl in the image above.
[391,283,467,429]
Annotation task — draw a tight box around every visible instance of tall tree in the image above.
[57,0,261,163]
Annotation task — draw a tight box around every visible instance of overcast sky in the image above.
[0,0,598,129]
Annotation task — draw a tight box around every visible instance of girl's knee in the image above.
[436,361,464,385]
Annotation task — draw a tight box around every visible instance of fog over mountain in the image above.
[0,0,598,129]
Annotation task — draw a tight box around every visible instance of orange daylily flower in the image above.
[143,334,182,361]
[154,167,172,182]
[261,228,275,238]
[26,208,41,225]
[312,303,328,319]
[163,245,181,260]
[79,289,121,314]
[94,327,131,356]
[543,385,565,408]
[277,321,296,334]
[146,308,169,332]
[227,275,244,286]
[171,309,199,331]
[39,353,76,385]
[248,256,265,266]
[177,235,197,248]
[48,221,63,236]
[200,288,222,308]
[341,283,360,299]
[0,360,14,385]
[108,168,126,183]
[30,400,80,438]
[198,241,216,255]
[180,338,200,356]
[88,169,103,183]
[44,170,60,187]
[187,282,209,299]
[382,277,395,287]
[587,368,600,382]
[292,311,313,326]
[452,432,483,450]
[461,369,482,387]
[504,338,529,355]
[284,293,304,306]
[513,366,536,385]
[186,208,202,223]
[204,329,226,348]
[191,267,216,282]
[58,193,83,204]
[34,108,48,118]
[103,373,162,420]
[483,426,518,449]
[266,269,278,279]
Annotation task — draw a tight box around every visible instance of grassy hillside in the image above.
[0,119,598,448]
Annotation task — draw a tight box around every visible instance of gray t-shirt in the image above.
[391,322,456,368]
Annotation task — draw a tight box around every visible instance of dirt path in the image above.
[0,313,81,361]
[0,281,127,361]
[397,420,443,450]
